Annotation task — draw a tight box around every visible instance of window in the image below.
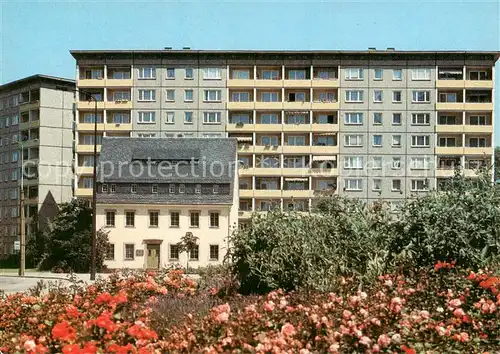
[125,211,135,227]
[184,89,194,102]
[392,69,403,81]
[179,184,185,193]
[11,115,19,125]
[344,179,362,191]
[105,211,115,227]
[439,92,458,103]
[412,91,431,103]
[392,135,402,147]
[392,157,401,169]
[410,157,430,170]
[261,70,280,80]
[210,211,219,228]
[232,92,250,102]
[152,184,158,194]
[190,211,200,228]
[105,244,114,260]
[213,185,219,194]
[10,170,18,181]
[169,244,179,260]
[412,68,431,80]
[469,115,487,125]
[170,211,180,228]
[138,89,156,101]
[109,68,131,79]
[166,68,175,79]
[392,179,402,191]
[203,68,222,80]
[138,67,156,79]
[149,211,159,227]
[345,68,364,80]
[231,114,251,124]
[373,90,383,102]
[110,184,116,193]
[131,184,137,193]
[162,111,174,124]
[137,111,156,124]
[344,134,363,147]
[316,114,337,124]
[261,92,279,102]
[344,156,363,169]
[469,70,489,80]
[373,179,382,191]
[411,135,430,147]
[138,133,156,138]
[438,137,457,147]
[287,92,306,102]
[411,179,428,191]
[110,112,130,124]
[287,136,306,146]
[345,90,364,102]
[203,112,221,124]
[260,114,279,124]
[184,111,193,124]
[469,137,487,147]
[392,113,402,125]
[344,112,363,125]
[373,113,382,125]
[374,68,383,80]
[189,245,199,261]
[373,135,382,147]
[195,184,201,194]
[11,151,19,163]
[288,69,306,80]
[392,91,402,103]
[411,113,430,125]
[124,244,135,260]
[204,90,221,102]
[209,245,219,260]
[232,69,250,79]
[372,157,382,170]
[319,92,336,102]
[185,68,194,79]
[101,184,108,193]
[165,90,175,102]
[169,184,176,194]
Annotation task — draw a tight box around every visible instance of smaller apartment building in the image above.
[0,75,75,256]
[96,137,238,269]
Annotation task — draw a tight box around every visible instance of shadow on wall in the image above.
[38,191,59,232]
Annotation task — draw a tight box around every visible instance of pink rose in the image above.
[359,336,372,346]
[281,323,296,337]
[24,340,36,351]
[377,334,390,347]
[263,301,275,312]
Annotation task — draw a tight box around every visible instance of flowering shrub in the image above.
[0,265,498,353]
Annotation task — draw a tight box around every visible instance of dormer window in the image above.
[195,184,201,194]
[131,184,137,193]
[102,184,108,193]
[169,184,175,194]
[179,184,185,194]
[110,184,116,193]
[213,184,219,194]
[152,184,158,194]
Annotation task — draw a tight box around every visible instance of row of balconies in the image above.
[228,101,339,110]
[436,102,493,111]
[228,123,339,133]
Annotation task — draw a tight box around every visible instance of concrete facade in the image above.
[0,75,75,256]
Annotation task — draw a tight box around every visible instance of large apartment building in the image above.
[0,75,75,256]
[71,49,498,223]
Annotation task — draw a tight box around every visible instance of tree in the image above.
[177,231,198,271]
[494,147,500,181]
[36,199,110,273]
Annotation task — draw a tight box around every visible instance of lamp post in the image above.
[56,86,99,280]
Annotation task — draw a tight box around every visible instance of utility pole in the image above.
[90,96,98,281]
[19,141,25,277]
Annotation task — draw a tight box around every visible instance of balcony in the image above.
[105,101,133,110]
[77,123,105,132]
[283,124,311,132]
[312,79,339,88]
[76,145,102,153]
[312,101,339,110]
[254,145,282,154]
[435,169,455,177]
[227,123,255,132]
[19,102,40,112]
[464,147,492,155]
[254,190,282,198]
[465,80,493,89]
[436,146,464,155]
[281,168,310,177]
[19,120,40,130]
[312,124,339,132]
[106,79,133,87]
[254,79,283,88]
[239,190,254,198]
[251,168,283,176]
[436,125,463,133]
[75,188,93,198]
[227,79,255,88]
[436,102,465,111]
[76,166,94,175]
[464,102,493,111]
[104,123,133,131]
[227,101,255,110]
[78,79,105,87]
[283,101,311,110]
[238,210,253,219]
[436,80,465,88]
[310,145,339,154]
[463,125,493,134]
[77,101,105,110]
[254,124,282,132]
[283,80,311,88]
[282,190,312,198]
[310,168,339,176]
[255,102,283,110]
[282,145,310,154]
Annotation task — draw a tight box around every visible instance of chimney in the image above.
[183,46,191,50]
[164,47,172,50]
[368,47,376,51]
[386,47,395,51]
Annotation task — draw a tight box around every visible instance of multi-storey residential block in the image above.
[0,75,75,256]
[71,49,498,223]
[96,137,238,269]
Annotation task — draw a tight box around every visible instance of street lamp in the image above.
[56,86,99,280]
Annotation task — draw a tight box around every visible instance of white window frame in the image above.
[165,89,175,102]
[345,68,364,80]
[203,112,221,124]
[411,179,428,192]
[204,90,222,102]
[392,69,403,81]
[410,157,430,170]
[184,68,194,79]
[344,178,362,191]
[411,113,430,125]
[345,90,364,103]
[138,67,156,80]
[412,91,431,103]
[372,135,383,147]
[166,68,175,79]
[373,112,382,125]
[372,157,382,170]
[137,111,156,124]
[392,157,402,169]
[392,113,402,125]
[344,112,363,125]
[344,156,364,170]
[411,135,430,147]
[138,89,156,102]
[165,112,175,124]
[372,179,382,191]
[184,89,194,102]
[391,179,402,191]
[411,68,431,81]
[392,135,402,147]
[203,68,222,80]
[392,91,402,103]
[184,111,193,124]
[374,68,383,80]
[344,134,363,147]
[373,90,383,103]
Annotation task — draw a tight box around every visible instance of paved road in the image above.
[0,273,109,294]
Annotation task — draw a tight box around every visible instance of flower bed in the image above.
[0,265,498,353]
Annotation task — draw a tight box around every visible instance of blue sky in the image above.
[1,0,499,137]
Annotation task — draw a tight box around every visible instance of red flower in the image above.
[62,344,81,354]
[51,321,77,342]
[401,345,416,354]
